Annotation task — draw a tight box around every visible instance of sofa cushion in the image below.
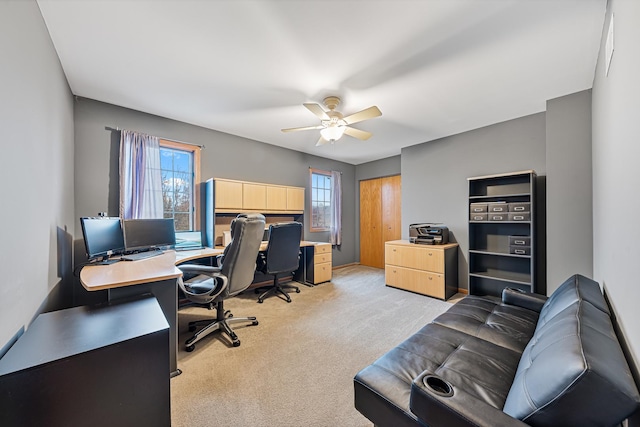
[354,322,522,427]
[504,300,640,426]
[537,274,609,330]
[433,294,539,353]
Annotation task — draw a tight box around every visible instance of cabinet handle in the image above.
[428,253,432,256]
[392,248,396,252]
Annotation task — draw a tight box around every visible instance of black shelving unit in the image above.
[468,170,536,296]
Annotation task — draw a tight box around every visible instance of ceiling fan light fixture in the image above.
[320,125,346,142]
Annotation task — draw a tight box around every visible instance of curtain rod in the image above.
[105,126,205,149]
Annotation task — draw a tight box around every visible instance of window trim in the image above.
[309,168,332,232]
[159,139,201,231]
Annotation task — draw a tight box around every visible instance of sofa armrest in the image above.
[502,287,547,312]
[411,372,529,427]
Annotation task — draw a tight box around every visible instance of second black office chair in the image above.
[177,213,265,350]
[255,222,303,303]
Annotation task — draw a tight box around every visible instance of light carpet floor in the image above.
[171,265,454,427]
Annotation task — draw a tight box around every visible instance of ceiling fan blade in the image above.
[281,125,324,133]
[344,126,373,141]
[342,106,382,125]
[316,136,330,146]
[304,103,330,120]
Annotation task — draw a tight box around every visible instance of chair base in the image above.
[255,275,300,303]
[185,301,257,351]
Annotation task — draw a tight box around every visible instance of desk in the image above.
[80,243,331,376]
[81,251,185,377]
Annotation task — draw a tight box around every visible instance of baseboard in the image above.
[457,288,469,295]
[333,262,359,270]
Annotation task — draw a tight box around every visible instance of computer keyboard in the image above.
[120,250,163,261]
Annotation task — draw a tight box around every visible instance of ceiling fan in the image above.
[282,96,382,146]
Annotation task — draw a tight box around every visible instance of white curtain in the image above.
[330,170,342,246]
[119,130,163,219]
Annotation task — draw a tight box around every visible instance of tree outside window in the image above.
[159,140,201,232]
[310,168,331,232]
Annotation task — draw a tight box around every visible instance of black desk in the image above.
[0,296,170,427]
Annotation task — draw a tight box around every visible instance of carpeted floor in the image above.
[171,265,454,427]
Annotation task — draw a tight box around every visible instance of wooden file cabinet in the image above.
[307,243,332,284]
[385,240,458,300]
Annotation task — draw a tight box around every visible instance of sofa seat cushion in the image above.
[354,322,523,427]
[432,295,540,353]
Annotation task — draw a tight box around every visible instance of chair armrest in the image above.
[177,264,227,302]
[502,287,547,313]
[410,372,530,427]
[178,264,222,274]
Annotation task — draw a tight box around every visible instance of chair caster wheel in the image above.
[252,320,259,326]
[286,299,292,303]
[186,344,195,352]
[258,299,263,303]
[188,325,196,332]
[233,340,241,347]
[296,289,301,293]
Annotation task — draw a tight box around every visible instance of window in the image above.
[159,140,201,232]
[310,168,331,232]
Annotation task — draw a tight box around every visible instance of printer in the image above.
[409,223,449,245]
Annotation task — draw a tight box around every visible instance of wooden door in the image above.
[360,175,401,269]
[381,175,402,244]
[360,178,383,268]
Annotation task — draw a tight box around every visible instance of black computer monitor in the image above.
[122,219,176,252]
[80,217,125,261]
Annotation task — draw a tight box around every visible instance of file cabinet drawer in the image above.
[314,243,331,255]
[314,253,331,264]
[313,261,332,284]
[385,244,443,273]
[385,266,445,299]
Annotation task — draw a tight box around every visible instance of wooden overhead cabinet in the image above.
[243,183,267,210]
[287,187,305,211]
[214,179,243,209]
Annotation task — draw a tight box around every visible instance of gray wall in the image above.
[592,0,640,371]
[0,1,75,352]
[353,156,402,262]
[546,90,593,291]
[74,98,357,269]
[401,114,547,290]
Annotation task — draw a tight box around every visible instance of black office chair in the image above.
[177,213,265,351]
[255,222,303,303]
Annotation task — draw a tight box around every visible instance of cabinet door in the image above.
[243,183,266,210]
[215,180,243,209]
[381,175,402,243]
[266,186,287,210]
[287,187,305,211]
[360,179,383,268]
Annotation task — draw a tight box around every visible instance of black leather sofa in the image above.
[354,274,640,426]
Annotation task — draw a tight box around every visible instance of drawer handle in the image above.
[392,248,396,252]
[428,253,432,256]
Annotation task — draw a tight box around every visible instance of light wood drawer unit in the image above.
[384,240,458,300]
[307,243,332,284]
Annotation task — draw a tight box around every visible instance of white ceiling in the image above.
[37,0,606,165]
